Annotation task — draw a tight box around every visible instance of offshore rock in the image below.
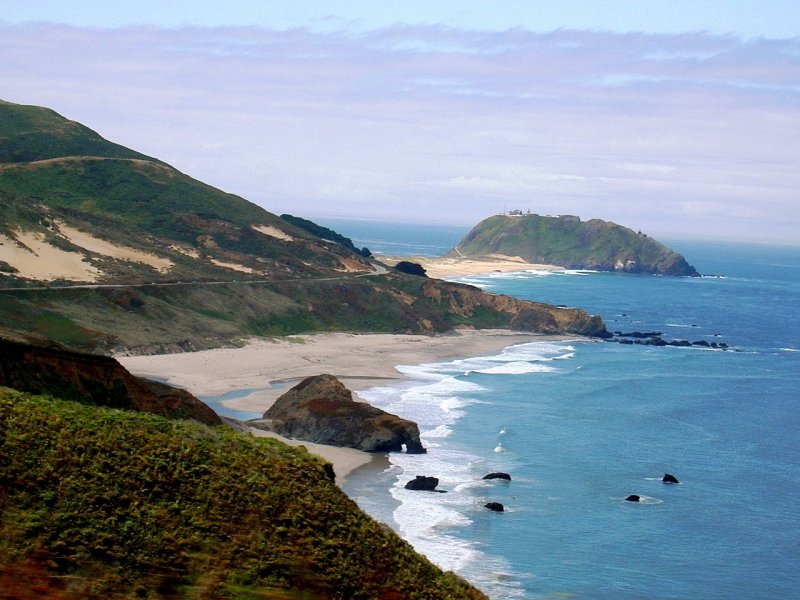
[483,472,512,481]
[0,328,220,425]
[625,495,642,502]
[484,502,505,512]
[607,335,730,350]
[405,476,440,491]
[263,374,426,453]
[662,473,680,484]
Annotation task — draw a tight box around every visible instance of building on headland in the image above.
[499,209,581,222]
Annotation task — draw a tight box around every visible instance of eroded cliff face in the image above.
[0,330,220,425]
[420,280,609,337]
[259,374,426,453]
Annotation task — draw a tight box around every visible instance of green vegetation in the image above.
[0,100,156,164]
[0,388,486,599]
[280,214,371,257]
[393,261,428,277]
[0,99,370,284]
[0,276,487,352]
[0,99,607,351]
[451,214,699,276]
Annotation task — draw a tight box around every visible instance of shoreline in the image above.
[377,254,563,279]
[119,329,577,484]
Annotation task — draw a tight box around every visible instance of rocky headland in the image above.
[449,213,699,276]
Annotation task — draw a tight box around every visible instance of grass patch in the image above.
[0,388,486,599]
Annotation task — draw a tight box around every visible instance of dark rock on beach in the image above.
[483,472,512,481]
[261,374,427,453]
[405,476,440,491]
[484,502,505,512]
[662,473,680,484]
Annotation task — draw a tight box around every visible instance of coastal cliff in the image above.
[258,374,427,453]
[0,334,485,598]
[0,328,220,425]
[0,387,486,598]
[450,213,699,276]
[418,278,609,337]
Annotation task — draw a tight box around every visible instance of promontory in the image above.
[449,213,699,276]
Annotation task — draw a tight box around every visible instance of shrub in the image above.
[393,261,427,277]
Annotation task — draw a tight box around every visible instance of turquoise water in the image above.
[338,222,800,599]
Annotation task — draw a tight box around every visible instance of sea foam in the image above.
[356,340,576,599]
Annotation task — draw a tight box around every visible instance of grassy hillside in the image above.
[0,388,486,599]
[0,100,157,164]
[0,100,371,284]
[0,100,609,351]
[451,214,699,276]
[0,271,607,354]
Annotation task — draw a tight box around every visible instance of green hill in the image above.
[450,214,699,276]
[0,100,369,284]
[0,100,608,351]
[0,387,486,599]
[0,99,158,164]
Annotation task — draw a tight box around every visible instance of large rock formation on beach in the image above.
[449,213,699,276]
[260,374,426,453]
[0,327,220,425]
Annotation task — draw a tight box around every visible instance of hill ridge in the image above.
[0,100,608,352]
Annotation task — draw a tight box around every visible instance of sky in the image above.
[2,1,799,244]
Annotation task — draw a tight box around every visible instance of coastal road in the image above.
[0,262,390,293]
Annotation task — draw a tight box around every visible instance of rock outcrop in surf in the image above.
[258,374,426,453]
[405,476,441,491]
[483,472,512,481]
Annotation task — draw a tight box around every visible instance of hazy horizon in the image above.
[2,2,798,245]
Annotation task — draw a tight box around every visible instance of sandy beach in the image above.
[377,254,563,279]
[119,329,572,484]
[117,252,574,486]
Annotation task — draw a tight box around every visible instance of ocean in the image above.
[323,219,800,599]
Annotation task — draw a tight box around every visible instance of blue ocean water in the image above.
[338,222,800,599]
[316,217,466,257]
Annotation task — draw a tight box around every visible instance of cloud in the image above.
[1,23,798,242]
